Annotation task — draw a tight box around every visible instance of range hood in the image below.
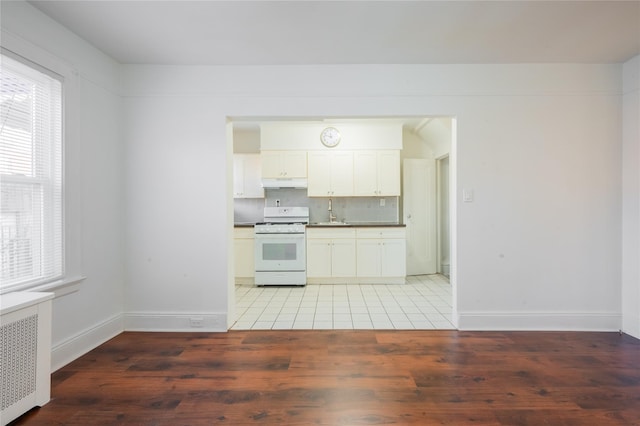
[261,178,308,189]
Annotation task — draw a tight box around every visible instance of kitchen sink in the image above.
[312,222,350,226]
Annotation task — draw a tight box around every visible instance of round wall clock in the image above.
[320,127,341,148]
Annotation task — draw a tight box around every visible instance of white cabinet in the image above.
[307,151,354,197]
[307,226,406,284]
[307,228,356,279]
[234,227,255,279]
[353,150,400,196]
[233,154,264,198]
[261,151,307,178]
[356,227,406,279]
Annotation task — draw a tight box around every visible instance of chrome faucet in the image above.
[328,198,337,223]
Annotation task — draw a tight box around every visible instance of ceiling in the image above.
[27,1,640,66]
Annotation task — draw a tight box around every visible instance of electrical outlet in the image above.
[189,317,204,328]
[380,198,385,207]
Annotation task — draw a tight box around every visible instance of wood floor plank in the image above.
[10,330,640,426]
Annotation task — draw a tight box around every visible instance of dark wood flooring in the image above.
[12,330,640,425]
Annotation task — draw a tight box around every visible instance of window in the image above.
[1,52,63,291]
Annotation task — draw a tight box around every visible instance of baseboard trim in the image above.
[458,311,622,331]
[124,312,227,332]
[51,314,124,372]
[306,277,406,285]
[622,313,640,339]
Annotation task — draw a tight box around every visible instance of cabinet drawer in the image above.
[307,228,356,239]
[356,227,406,239]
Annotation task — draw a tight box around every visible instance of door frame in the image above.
[436,154,450,276]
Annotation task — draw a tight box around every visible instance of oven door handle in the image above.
[254,233,305,240]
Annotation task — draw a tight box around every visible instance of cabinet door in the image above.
[356,239,382,277]
[381,238,406,277]
[234,154,264,198]
[329,151,354,196]
[234,238,255,277]
[306,238,332,277]
[307,152,332,196]
[261,151,307,178]
[233,156,245,197]
[377,151,400,196]
[353,151,378,196]
[331,239,357,277]
[260,151,283,178]
[282,151,307,178]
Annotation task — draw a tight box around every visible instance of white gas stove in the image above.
[254,207,309,286]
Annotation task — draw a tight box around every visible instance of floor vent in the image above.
[0,292,53,426]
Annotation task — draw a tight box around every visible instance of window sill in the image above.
[31,276,86,299]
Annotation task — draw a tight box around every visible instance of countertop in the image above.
[306,223,405,228]
[234,223,405,228]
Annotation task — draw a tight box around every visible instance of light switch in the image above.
[463,189,474,203]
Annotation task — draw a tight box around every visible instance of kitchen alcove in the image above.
[230,117,455,331]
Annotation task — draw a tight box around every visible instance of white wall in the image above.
[402,128,434,159]
[419,118,452,159]
[123,63,623,332]
[123,96,227,330]
[232,128,260,153]
[1,1,125,369]
[622,55,640,339]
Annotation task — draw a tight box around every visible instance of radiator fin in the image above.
[1,314,38,411]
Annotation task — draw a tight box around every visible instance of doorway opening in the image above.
[229,116,457,330]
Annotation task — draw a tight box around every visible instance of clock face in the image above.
[320,127,341,147]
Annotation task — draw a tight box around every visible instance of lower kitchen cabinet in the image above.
[356,227,406,282]
[307,226,406,284]
[306,228,356,282]
[234,227,254,282]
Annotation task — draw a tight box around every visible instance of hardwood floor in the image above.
[12,330,640,425]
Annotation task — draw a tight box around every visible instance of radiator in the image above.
[0,292,53,426]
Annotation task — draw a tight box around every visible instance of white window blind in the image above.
[1,52,64,290]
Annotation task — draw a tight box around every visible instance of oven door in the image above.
[254,232,306,272]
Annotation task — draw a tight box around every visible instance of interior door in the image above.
[403,158,437,275]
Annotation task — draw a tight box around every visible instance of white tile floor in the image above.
[231,274,454,330]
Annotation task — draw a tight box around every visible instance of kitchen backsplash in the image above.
[234,188,399,224]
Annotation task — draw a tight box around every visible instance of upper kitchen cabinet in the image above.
[260,151,307,178]
[307,151,354,197]
[354,150,400,196]
[233,154,264,198]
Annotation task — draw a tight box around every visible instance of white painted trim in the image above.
[32,276,86,299]
[51,314,124,372]
[0,291,54,316]
[306,277,405,285]
[457,312,621,331]
[124,312,227,332]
